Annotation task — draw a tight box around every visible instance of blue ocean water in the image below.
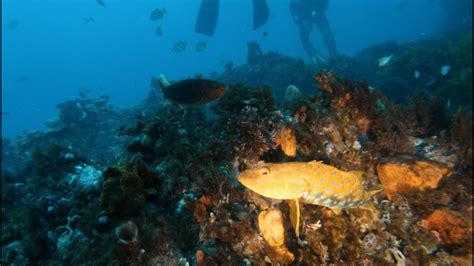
[2,0,459,138]
[1,1,472,265]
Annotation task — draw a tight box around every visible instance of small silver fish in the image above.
[376,54,393,67]
[150,8,166,21]
[414,70,420,79]
[440,65,451,76]
[195,41,207,52]
[172,41,187,53]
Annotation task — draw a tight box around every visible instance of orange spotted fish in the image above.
[237,161,383,237]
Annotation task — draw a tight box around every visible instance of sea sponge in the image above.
[376,159,452,200]
[274,125,297,157]
[258,209,294,263]
[420,209,472,246]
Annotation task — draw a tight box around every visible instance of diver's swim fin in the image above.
[252,0,269,30]
[195,0,219,36]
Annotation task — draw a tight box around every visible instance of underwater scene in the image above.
[1,0,473,265]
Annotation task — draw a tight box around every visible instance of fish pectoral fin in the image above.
[288,198,300,238]
[366,184,384,198]
[329,206,343,215]
[349,171,364,182]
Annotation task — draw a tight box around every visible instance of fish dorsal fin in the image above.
[288,198,300,238]
[350,171,364,182]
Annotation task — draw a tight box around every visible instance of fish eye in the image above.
[260,167,271,175]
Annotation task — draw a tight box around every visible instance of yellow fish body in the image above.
[237,161,382,236]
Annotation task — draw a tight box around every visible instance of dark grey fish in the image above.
[172,41,187,53]
[97,0,105,7]
[150,8,166,20]
[195,41,207,52]
[1,112,10,115]
[82,16,95,24]
[7,20,19,29]
[396,1,408,11]
[16,75,30,83]
[155,26,163,37]
[156,77,227,104]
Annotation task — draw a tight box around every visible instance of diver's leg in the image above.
[314,13,337,57]
[299,22,317,59]
[252,0,270,30]
[195,0,219,36]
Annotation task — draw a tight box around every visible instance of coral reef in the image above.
[1,31,472,265]
[211,42,317,103]
[355,30,472,108]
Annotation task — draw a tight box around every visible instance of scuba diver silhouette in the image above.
[195,0,270,36]
[290,0,337,63]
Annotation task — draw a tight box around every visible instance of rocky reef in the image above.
[355,30,472,107]
[2,31,472,265]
